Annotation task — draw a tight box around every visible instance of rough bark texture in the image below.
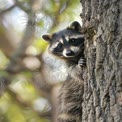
[81,0,122,122]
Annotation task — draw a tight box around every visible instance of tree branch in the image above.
[0,0,31,16]
[6,10,36,73]
[0,5,15,15]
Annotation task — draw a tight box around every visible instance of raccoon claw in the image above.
[78,58,86,67]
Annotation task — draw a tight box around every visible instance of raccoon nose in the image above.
[66,50,74,56]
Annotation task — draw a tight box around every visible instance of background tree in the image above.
[81,0,122,121]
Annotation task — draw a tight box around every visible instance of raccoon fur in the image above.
[42,21,86,122]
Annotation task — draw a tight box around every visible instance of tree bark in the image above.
[81,0,122,122]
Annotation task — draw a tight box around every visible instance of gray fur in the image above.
[42,21,86,122]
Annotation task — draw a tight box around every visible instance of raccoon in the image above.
[42,21,86,122]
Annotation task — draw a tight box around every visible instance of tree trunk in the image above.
[81,0,122,122]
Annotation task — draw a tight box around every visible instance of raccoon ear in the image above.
[67,21,82,32]
[42,34,52,42]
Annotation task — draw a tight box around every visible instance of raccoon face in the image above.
[42,21,85,58]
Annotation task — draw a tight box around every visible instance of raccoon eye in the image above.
[70,39,75,43]
[57,43,63,48]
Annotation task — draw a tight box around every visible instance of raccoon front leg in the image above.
[78,57,86,67]
[69,58,86,82]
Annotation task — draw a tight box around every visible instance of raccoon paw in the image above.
[78,57,86,67]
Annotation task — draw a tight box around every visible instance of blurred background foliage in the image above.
[0,0,82,121]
